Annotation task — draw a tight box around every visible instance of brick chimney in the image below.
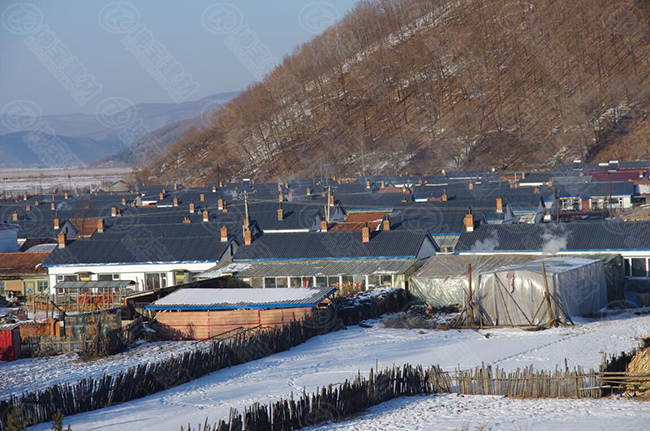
[244,230,252,246]
[25,204,31,212]
[97,218,104,233]
[222,201,228,213]
[320,219,328,232]
[365,180,371,189]
[189,200,195,213]
[220,226,228,242]
[12,211,18,222]
[200,193,205,202]
[277,205,284,221]
[306,187,312,195]
[173,197,179,207]
[34,200,39,206]
[278,192,284,202]
[534,187,540,194]
[122,197,127,206]
[22,192,27,201]
[362,224,370,243]
[548,180,553,188]
[464,210,474,233]
[329,194,335,206]
[64,192,69,199]
[159,191,165,200]
[111,206,117,217]
[203,209,209,222]
[442,189,448,202]
[382,216,390,231]
[53,213,60,230]
[380,180,385,188]
[174,183,178,191]
[182,216,192,224]
[116,208,122,217]
[212,184,217,193]
[51,201,56,211]
[496,196,503,214]
[468,182,474,190]
[217,197,224,210]
[57,231,66,249]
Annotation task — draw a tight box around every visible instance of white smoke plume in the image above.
[470,230,499,252]
[541,227,568,255]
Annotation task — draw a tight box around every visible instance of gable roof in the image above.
[456,221,650,253]
[0,252,49,276]
[44,235,236,267]
[233,231,432,261]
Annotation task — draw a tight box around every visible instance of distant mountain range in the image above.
[0,92,237,168]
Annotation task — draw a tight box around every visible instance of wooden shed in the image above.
[147,287,336,340]
[0,323,21,361]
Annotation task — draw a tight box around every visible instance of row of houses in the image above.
[0,162,649,308]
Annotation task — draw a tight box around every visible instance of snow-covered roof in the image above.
[147,287,336,311]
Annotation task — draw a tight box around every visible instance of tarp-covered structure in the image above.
[473,257,607,326]
[410,255,536,306]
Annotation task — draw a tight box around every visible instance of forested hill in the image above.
[138,0,650,185]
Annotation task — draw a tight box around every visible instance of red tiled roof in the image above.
[0,252,49,275]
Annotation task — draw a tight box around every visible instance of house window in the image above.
[631,258,647,278]
[23,281,36,295]
[264,277,276,288]
[276,277,288,288]
[98,274,120,281]
[289,277,300,288]
[145,273,167,290]
[0,280,4,294]
[78,273,92,282]
[57,274,79,282]
[173,270,187,285]
[315,276,327,287]
[327,276,340,288]
[37,280,48,292]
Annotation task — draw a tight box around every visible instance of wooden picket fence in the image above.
[0,289,410,429]
[180,363,611,431]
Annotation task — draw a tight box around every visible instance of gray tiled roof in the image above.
[456,221,650,252]
[233,230,431,261]
[44,234,234,266]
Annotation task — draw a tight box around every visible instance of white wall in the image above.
[47,261,218,294]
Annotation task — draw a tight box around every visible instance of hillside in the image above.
[0,132,113,168]
[0,92,237,168]
[139,0,650,184]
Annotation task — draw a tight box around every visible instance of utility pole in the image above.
[243,191,250,236]
[326,186,331,223]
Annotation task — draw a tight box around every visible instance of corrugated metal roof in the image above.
[53,281,135,289]
[200,258,418,278]
[146,286,336,310]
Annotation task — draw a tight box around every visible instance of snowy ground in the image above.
[0,340,207,399]
[307,394,650,431]
[20,311,650,431]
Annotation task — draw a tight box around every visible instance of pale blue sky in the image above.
[0,0,358,115]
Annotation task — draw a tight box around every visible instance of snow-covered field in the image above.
[17,311,649,431]
[309,394,650,431]
[0,340,207,399]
